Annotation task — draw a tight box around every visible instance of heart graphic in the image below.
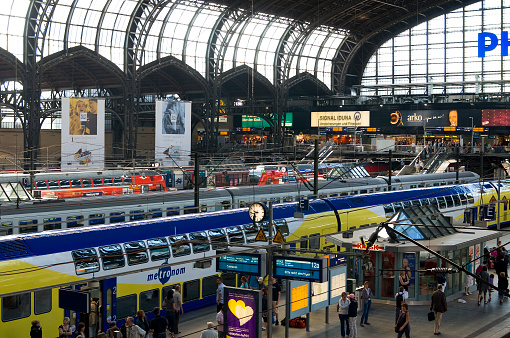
[228,299,254,326]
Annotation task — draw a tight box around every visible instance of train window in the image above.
[162,285,180,305]
[243,224,259,243]
[99,245,125,270]
[34,289,52,315]
[410,185,417,189]
[309,233,320,250]
[239,201,246,208]
[467,194,474,204]
[130,210,145,221]
[402,201,411,208]
[418,183,425,188]
[93,178,103,186]
[201,276,218,298]
[67,215,84,228]
[35,180,48,189]
[113,177,123,185]
[275,220,289,237]
[59,179,71,189]
[189,232,210,253]
[110,212,125,223]
[147,237,170,261]
[123,177,133,185]
[168,235,191,257]
[330,193,339,197]
[103,177,114,186]
[340,192,348,196]
[183,206,196,214]
[70,179,81,188]
[420,199,430,206]
[48,180,59,189]
[183,279,200,302]
[445,195,454,208]
[90,213,105,225]
[71,248,100,275]
[460,194,468,205]
[2,293,30,322]
[411,199,421,206]
[19,219,37,234]
[124,241,149,265]
[167,207,180,216]
[117,294,137,320]
[148,208,163,218]
[43,217,62,231]
[393,202,403,212]
[1,222,13,236]
[428,198,438,207]
[208,228,226,250]
[360,190,368,194]
[221,201,231,210]
[222,272,237,287]
[437,197,447,209]
[200,204,208,212]
[82,179,93,188]
[300,236,309,249]
[226,226,244,243]
[453,194,462,207]
[433,183,440,187]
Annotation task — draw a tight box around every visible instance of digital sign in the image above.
[216,253,266,276]
[273,256,328,283]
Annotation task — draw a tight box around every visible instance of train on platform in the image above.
[0,172,478,235]
[1,171,507,337]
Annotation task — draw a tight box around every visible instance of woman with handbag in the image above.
[394,303,410,338]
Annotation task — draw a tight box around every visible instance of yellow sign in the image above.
[490,196,497,203]
[255,229,267,242]
[291,284,309,311]
[273,230,285,243]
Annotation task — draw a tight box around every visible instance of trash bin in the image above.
[356,286,364,312]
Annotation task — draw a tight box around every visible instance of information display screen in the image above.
[217,253,266,276]
[273,256,328,283]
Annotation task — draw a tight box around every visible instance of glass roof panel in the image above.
[0,0,30,60]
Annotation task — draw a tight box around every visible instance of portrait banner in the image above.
[225,287,261,338]
[61,98,105,169]
[155,101,192,167]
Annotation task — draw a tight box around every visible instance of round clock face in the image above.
[249,202,267,223]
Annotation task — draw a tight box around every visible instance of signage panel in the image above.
[216,253,266,276]
[242,113,293,128]
[225,287,261,338]
[482,109,510,126]
[273,256,328,283]
[311,111,370,127]
[390,110,459,127]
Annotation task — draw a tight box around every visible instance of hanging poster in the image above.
[225,287,261,338]
[155,100,192,167]
[61,98,105,169]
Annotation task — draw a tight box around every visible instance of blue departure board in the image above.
[216,252,266,276]
[273,256,328,283]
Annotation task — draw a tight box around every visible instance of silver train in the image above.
[0,171,479,235]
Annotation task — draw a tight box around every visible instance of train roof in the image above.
[378,171,479,183]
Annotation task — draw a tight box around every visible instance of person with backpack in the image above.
[347,293,358,338]
[395,286,405,323]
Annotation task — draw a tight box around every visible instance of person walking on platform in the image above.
[498,272,509,305]
[478,265,490,305]
[272,277,281,325]
[430,284,447,335]
[395,303,410,338]
[150,307,168,338]
[337,291,350,337]
[163,289,178,337]
[395,286,405,323]
[360,281,372,327]
[216,276,225,313]
[30,320,43,338]
[200,322,218,338]
[58,317,73,338]
[174,285,183,334]
[347,293,358,338]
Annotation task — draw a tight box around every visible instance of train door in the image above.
[101,278,117,332]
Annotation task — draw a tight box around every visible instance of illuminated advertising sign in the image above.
[478,32,510,57]
[482,109,510,126]
[225,287,261,338]
[311,111,370,127]
[242,113,293,127]
[390,110,458,127]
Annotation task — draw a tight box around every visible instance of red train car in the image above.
[31,170,166,199]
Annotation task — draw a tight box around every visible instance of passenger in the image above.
[499,272,509,305]
[488,273,495,301]
[398,270,410,292]
[337,291,350,337]
[150,307,168,338]
[271,277,281,325]
[465,255,474,296]
[135,310,150,338]
[74,322,86,338]
[395,286,405,323]
[216,276,225,313]
[30,320,43,338]
[106,321,119,338]
[395,303,410,338]
[216,306,225,338]
[59,317,73,338]
[173,285,183,335]
[200,322,218,338]
[257,276,266,290]
[360,281,372,327]
[240,276,249,288]
[430,284,447,335]
[261,288,268,330]
[120,316,146,338]
[97,334,107,338]
[347,294,358,338]
[162,289,178,337]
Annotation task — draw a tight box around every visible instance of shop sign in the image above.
[390,110,458,127]
[352,242,384,251]
[311,111,370,127]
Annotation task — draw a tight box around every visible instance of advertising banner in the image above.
[389,110,458,127]
[225,287,261,338]
[311,111,370,127]
[482,109,510,126]
[61,98,105,169]
[155,101,192,167]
